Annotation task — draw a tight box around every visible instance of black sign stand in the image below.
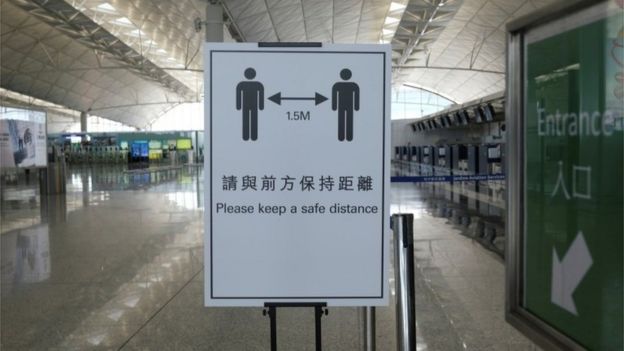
[262,302,328,351]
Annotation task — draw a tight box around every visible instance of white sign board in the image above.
[0,107,47,168]
[204,43,390,307]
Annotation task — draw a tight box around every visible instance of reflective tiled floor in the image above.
[1,165,538,350]
[393,183,539,351]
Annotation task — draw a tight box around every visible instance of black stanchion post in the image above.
[315,306,322,351]
[269,306,277,351]
[262,306,277,351]
[392,213,416,351]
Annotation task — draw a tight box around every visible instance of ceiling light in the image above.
[389,2,406,12]
[94,3,116,13]
[123,296,140,308]
[156,49,167,54]
[382,28,394,35]
[128,29,146,37]
[111,17,134,27]
[384,17,400,25]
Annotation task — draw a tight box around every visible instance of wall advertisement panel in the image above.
[506,1,623,350]
[0,107,47,168]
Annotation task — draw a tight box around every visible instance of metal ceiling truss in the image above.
[0,94,79,122]
[8,0,195,101]
[2,0,556,128]
[0,91,88,133]
[391,0,464,83]
[220,0,391,44]
[399,0,561,104]
[220,3,246,42]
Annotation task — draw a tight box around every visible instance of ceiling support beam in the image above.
[390,0,464,83]
[394,65,504,75]
[88,100,196,112]
[8,0,194,100]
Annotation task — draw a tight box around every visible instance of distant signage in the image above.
[148,150,162,160]
[176,138,191,150]
[131,141,148,158]
[204,43,390,306]
[148,140,162,150]
[391,174,505,183]
[0,107,47,168]
[507,2,623,350]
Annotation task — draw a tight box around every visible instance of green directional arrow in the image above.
[523,11,623,350]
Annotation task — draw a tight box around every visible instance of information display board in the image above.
[176,139,192,150]
[204,43,390,307]
[131,141,148,158]
[506,1,623,349]
[0,107,47,168]
[149,140,162,149]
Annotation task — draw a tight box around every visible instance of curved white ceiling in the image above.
[397,0,558,103]
[1,0,559,129]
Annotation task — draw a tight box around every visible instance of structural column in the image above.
[80,111,87,133]
[205,0,224,42]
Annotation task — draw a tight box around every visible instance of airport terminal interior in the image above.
[1,0,623,350]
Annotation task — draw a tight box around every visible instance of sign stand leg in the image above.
[263,303,328,351]
[262,306,277,351]
[315,305,329,351]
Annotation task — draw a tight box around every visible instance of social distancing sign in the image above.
[204,43,390,307]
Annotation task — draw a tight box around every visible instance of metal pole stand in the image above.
[363,306,376,351]
[392,213,416,351]
[262,302,328,351]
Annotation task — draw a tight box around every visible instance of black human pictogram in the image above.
[236,68,264,141]
[331,69,360,141]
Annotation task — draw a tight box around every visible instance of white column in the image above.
[205,0,224,42]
